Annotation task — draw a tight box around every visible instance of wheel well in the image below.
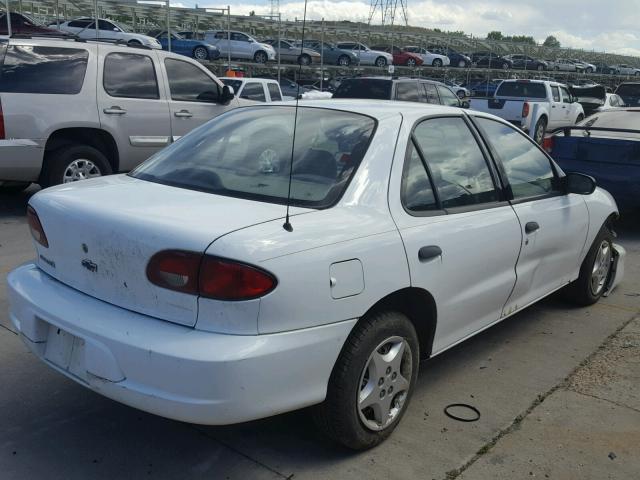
[45,128,119,173]
[361,287,437,359]
[537,114,548,125]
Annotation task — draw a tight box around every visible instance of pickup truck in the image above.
[469,79,585,144]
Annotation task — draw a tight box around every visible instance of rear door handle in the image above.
[418,245,442,262]
[525,221,540,234]
[103,106,126,115]
[174,110,193,118]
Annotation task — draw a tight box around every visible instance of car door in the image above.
[162,57,235,139]
[559,86,575,123]
[98,19,120,41]
[230,32,251,59]
[548,85,564,129]
[97,46,172,171]
[472,116,589,313]
[388,115,522,353]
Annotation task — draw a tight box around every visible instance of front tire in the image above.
[193,46,209,60]
[253,51,268,64]
[375,56,387,67]
[298,54,312,66]
[564,227,614,306]
[41,144,112,188]
[458,60,467,68]
[313,310,419,450]
[337,55,351,67]
[406,58,417,67]
[432,58,443,68]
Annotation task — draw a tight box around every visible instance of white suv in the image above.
[53,17,161,49]
[0,38,238,190]
[204,30,276,63]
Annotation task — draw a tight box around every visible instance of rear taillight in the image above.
[26,206,49,248]
[522,102,530,118]
[542,135,555,153]
[0,100,5,139]
[147,251,277,301]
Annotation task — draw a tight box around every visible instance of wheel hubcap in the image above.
[62,159,102,183]
[195,48,206,59]
[358,336,412,431]
[590,240,612,295]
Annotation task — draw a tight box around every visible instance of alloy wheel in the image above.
[590,240,612,296]
[62,159,102,184]
[338,55,350,67]
[358,336,413,431]
[194,47,208,60]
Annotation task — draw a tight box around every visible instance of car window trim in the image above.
[400,136,446,217]
[468,114,565,204]
[103,51,160,100]
[400,114,506,217]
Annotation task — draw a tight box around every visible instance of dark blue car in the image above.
[150,31,220,61]
[546,109,640,210]
[465,78,502,97]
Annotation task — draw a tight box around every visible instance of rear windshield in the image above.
[333,79,392,100]
[0,45,88,94]
[131,106,377,209]
[496,82,547,99]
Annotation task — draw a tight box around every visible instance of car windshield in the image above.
[130,106,376,208]
[333,79,392,100]
[496,82,547,99]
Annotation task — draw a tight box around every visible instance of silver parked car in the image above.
[0,38,238,190]
[204,30,276,63]
[263,39,321,65]
[53,17,161,49]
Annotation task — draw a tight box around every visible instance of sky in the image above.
[176,0,640,57]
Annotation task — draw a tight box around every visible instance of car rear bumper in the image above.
[0,139,43,181]
[8,263,356,425]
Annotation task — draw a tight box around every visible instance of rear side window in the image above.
[413,117,499,209]
[422,83,439,104]
[401,141,437,212]
[333,79,392,100]
[240,82,266,101]
[104,52,158,99]
[165,59,219,102]
[551,86,560,102]
[475,117,557,199]
[496,82,547,99]
[0,45,88,94]
[395,82,420,102]
[267,83,282,101]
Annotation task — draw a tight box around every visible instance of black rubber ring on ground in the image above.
[444,403,481,422]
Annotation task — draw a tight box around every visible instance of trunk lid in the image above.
[30,175,303,327]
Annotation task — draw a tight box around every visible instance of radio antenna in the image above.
[282,0,308,232]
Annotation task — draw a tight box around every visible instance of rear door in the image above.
[549,85,564,128]
[161,56,234,139]
[473,116,588,312]
[388,115,522,353]
[97,46,171,171]
[559,86,575,124]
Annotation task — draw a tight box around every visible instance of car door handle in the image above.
[552,105,556,108]
[418,245,442,262]
[525,221,540,234]
[174,110,193,118]
[103,106,126,115]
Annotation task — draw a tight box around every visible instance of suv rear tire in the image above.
[312,310,419,450]
[42,144,112,188]
[533,117,547,145]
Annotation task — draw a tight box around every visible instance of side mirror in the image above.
[565,172,596,195]
[460,100,470,109]
[220,85,235,105]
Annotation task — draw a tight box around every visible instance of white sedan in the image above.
[403,45,451,67]
[8,101,625,450]
[54,17,161,49]
[336,41,394,67]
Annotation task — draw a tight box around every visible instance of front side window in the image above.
[240,82,266,101]
[551,86,560,102]
[165,59,219,102]
[104,53,159,99]
[475,117,557,200]
[401,141,437,212]
[98,19,117,31]
[0,45,88,94]
[436,85,460,106]
[267,83,282,101]
[131,107,376,209]
[395,82,420,102]
[68,19,92,28]
[231,32,249,42]
[413,117,498,209]
[560,86,572,104]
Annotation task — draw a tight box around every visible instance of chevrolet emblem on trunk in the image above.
[81,259,98,273]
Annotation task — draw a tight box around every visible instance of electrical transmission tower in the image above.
[270,0,280,18]
[368,0,409,26]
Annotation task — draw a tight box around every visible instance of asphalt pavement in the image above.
[1,186,638,480]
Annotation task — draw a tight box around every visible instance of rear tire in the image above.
[533,117,547,145]
[563,227,614,306]
[312,310,419,450]
[41,144,112,188]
